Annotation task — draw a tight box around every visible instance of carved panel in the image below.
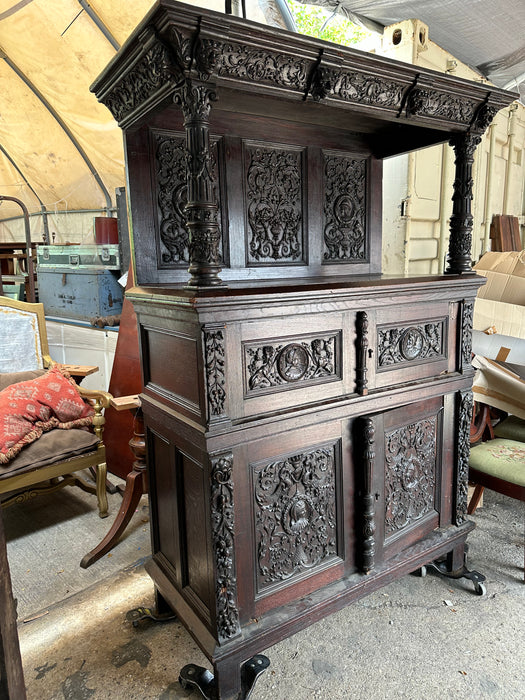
[244,333,340,395]
[323,153,367,262]
[204,329,226,419]
[253,443,339,592]
[455,390,473,524]
[384,416,438,537]
[377,321,445,368]
[154,132,224,268]
[244,144,304,265]
[210,453,241,641]
[460,301,474,372]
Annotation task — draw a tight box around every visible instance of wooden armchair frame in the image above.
[0,296,112,518]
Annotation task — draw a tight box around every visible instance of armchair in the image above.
[0,296,111,518]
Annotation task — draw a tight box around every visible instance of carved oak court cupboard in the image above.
[92,3,516,697]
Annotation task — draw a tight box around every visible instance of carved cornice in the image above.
[92,7,515,134]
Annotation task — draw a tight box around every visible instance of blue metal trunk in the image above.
[37,268,123,321]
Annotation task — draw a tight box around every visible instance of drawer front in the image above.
[227,311,356,420]
[369,302,456,389]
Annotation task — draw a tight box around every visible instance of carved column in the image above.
[361,417,375,573]
[175,81,223,288]
[446,131,482,274]
[455,390,473,524]
[355,311,369,396]
[210,452,241,643]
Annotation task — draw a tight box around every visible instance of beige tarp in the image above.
[0,0,265,223]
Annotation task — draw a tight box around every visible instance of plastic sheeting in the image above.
[0,0,262,221]
[295,1,525,96]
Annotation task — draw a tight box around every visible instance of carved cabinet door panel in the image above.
[234,419,350,619]
[371,395,449,564]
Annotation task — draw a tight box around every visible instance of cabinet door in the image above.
[369,395,452,566]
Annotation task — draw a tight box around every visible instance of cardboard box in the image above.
[473,251,525,342]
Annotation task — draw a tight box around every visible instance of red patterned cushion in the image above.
[0,365,94,465]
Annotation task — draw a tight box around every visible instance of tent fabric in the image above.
[0,0,241,221]
[0,0,523,222]
[295,1,525,97]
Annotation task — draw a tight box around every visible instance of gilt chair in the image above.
[0,296,111,518]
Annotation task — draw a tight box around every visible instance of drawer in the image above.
[368,301,457,390]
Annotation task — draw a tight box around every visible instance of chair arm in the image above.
[78,387,112,409]
[78,388,113,442]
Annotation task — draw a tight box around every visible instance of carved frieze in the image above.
[253,444,339,591]
[210,453,241,641]
[384,417,438,537]
[244,333,339,395]
[377,322,444,368]
[155,132,223,267]
[204,39,308,91]
[406,89,479,125]
[101,42,173,123]
[455,390,473,524]
[204,329,226,419]
[312,67,405,110]
[245,144,304,264]
[323,154,367,262]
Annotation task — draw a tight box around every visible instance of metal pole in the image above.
[0,195,36,302]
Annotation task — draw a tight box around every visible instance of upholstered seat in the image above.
[469,438,525,487]
[468,407,525,581]
[0,297,111,517]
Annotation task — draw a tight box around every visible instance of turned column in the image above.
[446,131,482,274]
[175,81,224,288]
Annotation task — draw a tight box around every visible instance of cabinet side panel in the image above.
[143,328,200,412]
[181,451,212,612]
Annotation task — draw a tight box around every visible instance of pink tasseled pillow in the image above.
[0,365,94,465]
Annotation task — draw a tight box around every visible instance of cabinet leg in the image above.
[179,654,270,700]
[419,544,486,596]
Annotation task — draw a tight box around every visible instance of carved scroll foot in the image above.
[179,655,270,700]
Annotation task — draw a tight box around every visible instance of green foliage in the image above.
[287,1,371,47]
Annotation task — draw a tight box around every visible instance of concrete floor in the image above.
[10,488,525,700]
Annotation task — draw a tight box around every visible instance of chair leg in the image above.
[467,484,485,515]
[95,462,109,518]
[80,471,145,568]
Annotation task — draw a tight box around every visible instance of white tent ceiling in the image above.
[1,0,523,223]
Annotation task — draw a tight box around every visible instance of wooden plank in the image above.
[0,509,26,699]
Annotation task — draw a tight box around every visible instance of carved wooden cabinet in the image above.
[92,3,516,698]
